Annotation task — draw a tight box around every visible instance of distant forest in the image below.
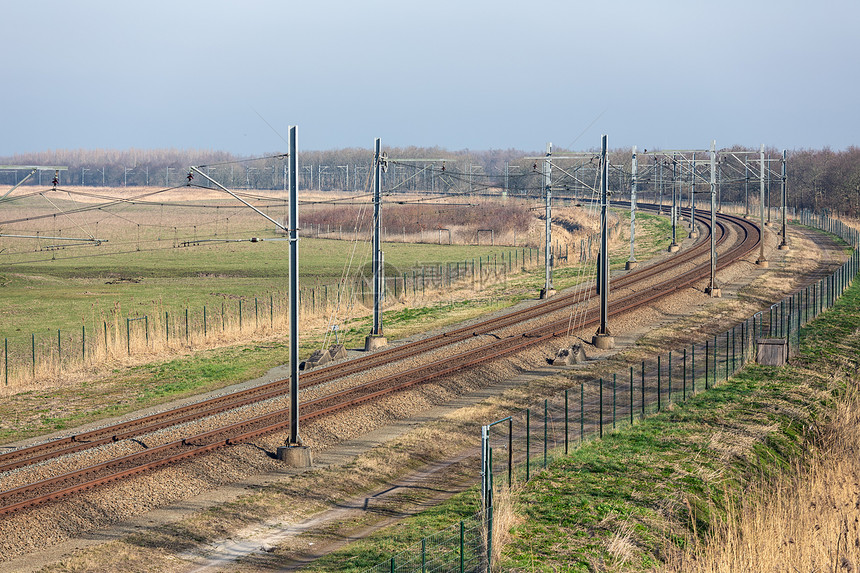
[2,145,858,217]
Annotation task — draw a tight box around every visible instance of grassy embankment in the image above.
[0,199,666,443]
[298,247,860,571]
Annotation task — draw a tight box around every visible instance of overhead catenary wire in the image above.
[320,157,376,350]
[195,152,289,169]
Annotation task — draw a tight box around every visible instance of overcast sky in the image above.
[3,0,857,156]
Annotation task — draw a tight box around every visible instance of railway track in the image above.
[0,207,761,517]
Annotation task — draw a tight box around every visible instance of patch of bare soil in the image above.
[4,223,846,573]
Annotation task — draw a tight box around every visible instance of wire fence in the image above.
[0,247,527,387]
[364,208,859,572]
[362,512,488,573]
[2,219,624,388]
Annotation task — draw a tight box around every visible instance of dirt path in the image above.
[182,448,481,571]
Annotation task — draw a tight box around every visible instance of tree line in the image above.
[2,145,858,216]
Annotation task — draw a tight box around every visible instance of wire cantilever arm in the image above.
[0,169,36,200]
[189,166,289,233]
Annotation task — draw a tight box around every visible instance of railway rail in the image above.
[0,207,761,517]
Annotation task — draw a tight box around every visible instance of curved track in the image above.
[0,207,761,516]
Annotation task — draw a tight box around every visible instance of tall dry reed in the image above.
[664,376,860,572]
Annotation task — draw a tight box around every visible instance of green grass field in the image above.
[0,237,525,346]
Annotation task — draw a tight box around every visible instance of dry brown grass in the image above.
[2,188,607,394]
[489,481,524,570]
[664,375,860,572]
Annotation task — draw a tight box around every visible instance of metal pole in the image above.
[670,154,678,251]
[543,142,553,295]
[779,150,788,250]
[288,126,300,446]
[627,146,638,269]
[757,144,768,266]
[372,138,383,336]
[480,425,488,508]
[689,152,697,238]
[594,135,613,347]
[766,151,772,224]
[706,141,719,296]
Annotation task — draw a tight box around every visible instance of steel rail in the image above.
[0,210,760,516]
[0,203,725,475]
[0,203,714,472]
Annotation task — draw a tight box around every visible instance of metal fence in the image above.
[362,511,487,573]
[365,209,859,572]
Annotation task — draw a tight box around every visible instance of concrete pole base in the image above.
[765,221,774,227]
[277,445,312,467]
[668,243,680,253]
[705,286,722,298]
[756,258,769,268]
[364,335,388,351]
[625,260,638,270]
[689,231,699,239]
[592,333,615,350]
[539,288,557,299]
[778,242,790,251]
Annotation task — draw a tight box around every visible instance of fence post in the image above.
[599,378,604,438]
[165,311,169,344]
[543,399,548,468]
[564,389,569,455]
[691,344,695,394]
[580,382,584,443]
[657,357,661,412]
[126,319,131,355]
[487,489,494,572]
[526,408,530,482]
[640,361,645,417]
[730,327,735,376]
[705,340,709,390]
[613,373,617,430]
[82,325,86,362]
[629,366,634,425]
[683,348,687,401]
[4,337,7,386]
[508,417,513,487]
[204,306,208,337]
[713,335,718,385]
[668,351,672,404]
[57,329,61,371]
[31,333,35,377]
[460,520,465,573]
[185,308,189,344]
